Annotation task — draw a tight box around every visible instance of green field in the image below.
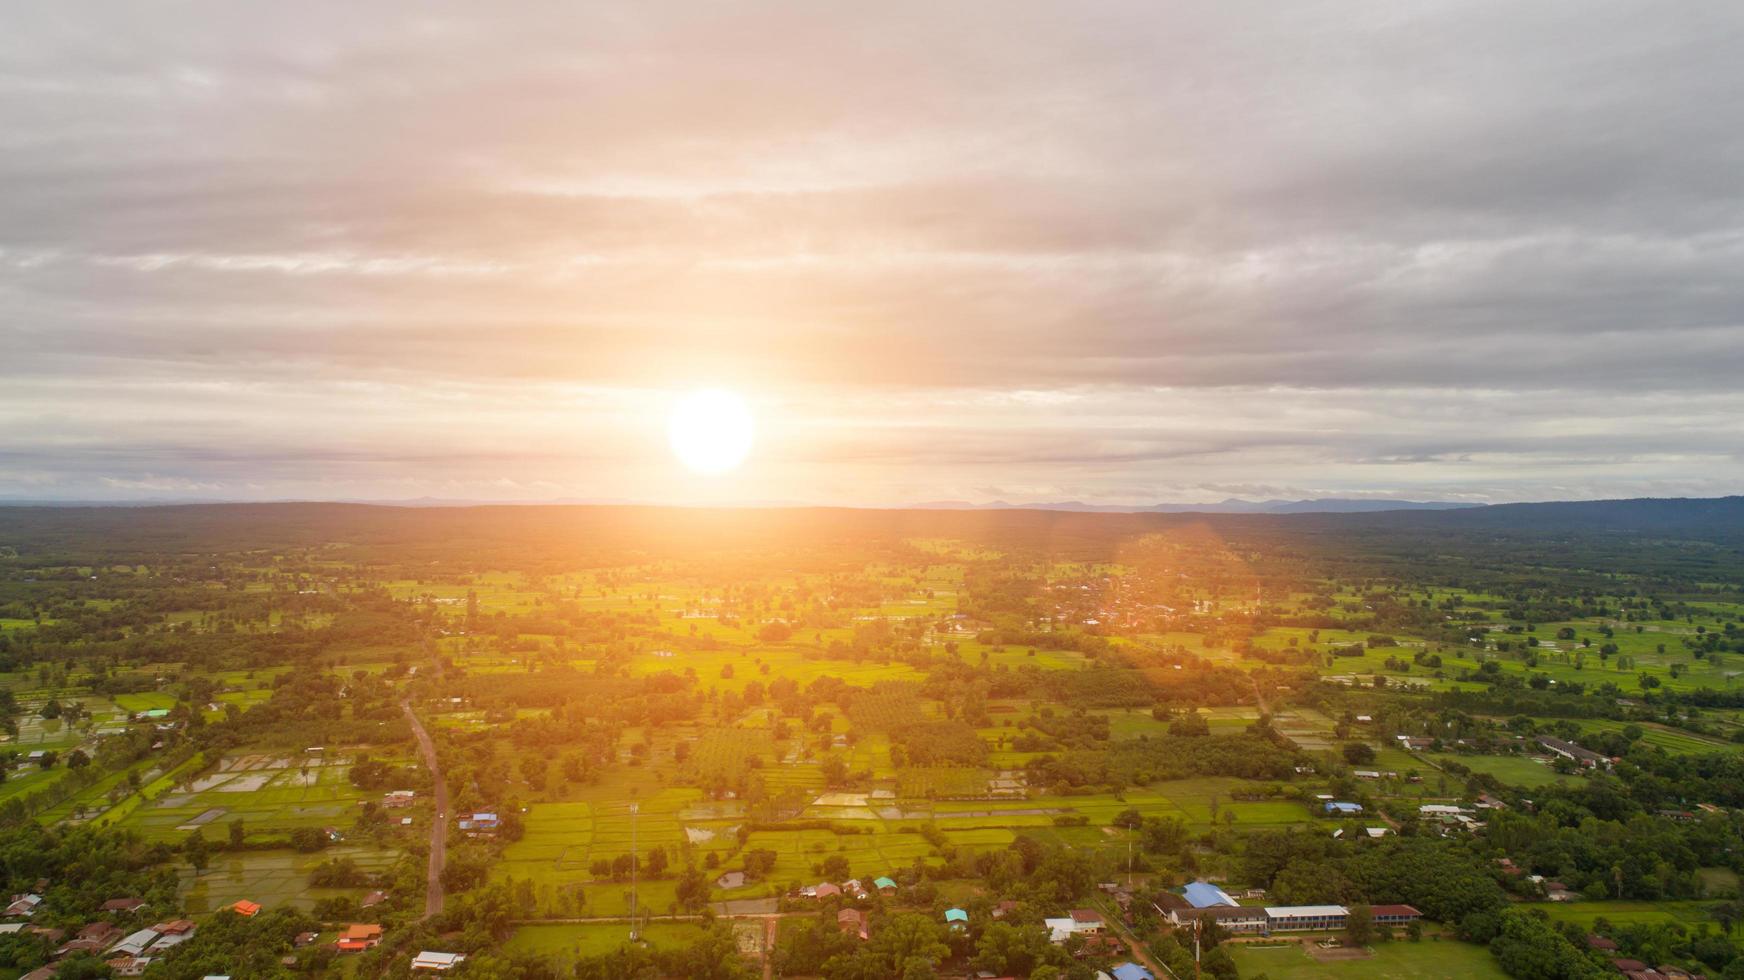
[1421,753,1578,788]
[178,845,396,913]
[118,751,374,842]
[1538,900,1716,930]
[505,922,710,963]
[1229,938,1509,979]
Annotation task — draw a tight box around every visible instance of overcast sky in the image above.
[4,2,1744,506]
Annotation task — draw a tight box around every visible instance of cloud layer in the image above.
[4,1,1744,504]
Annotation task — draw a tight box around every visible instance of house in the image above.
[1112,965,1156,980]
[147,920,196,950]
[1323,801,1363,815]
[1170,905,1269,935]
[109,927,162,957]
[1181,882,1239,908]
[1353,770,1381,780]
[382,790,416,808]
[1396,735,1434,750]
[102,898,147,914]
[992,900,1020,919]
[837,908,868,941]
[1545,882,1576,902]
[1068,909,1104,932]
[812,883,842,900]
[294,931,319,947]
[412,951,467,971]
[55,937,111,958]
[456,812,499,834]
[874,876,897,895]
[1497,857,1524,876]
[1370,904,1421,926]
[1536,735,1609,769]
[336,923,383,951]
[361,890,388,908]
[945,908,969,930]
[1419,804,1471,817]
[1044,917,1079,943]
[1076,934,1124,959]
[1264,905,1350,932]
[20,968,57,980]
[843,878,868,899]
[106,957,151,977]
[5,894,43,917]
[1612,960,1649,974]
[76,921,122,946]
[1587,935,1619,952]
[225,900,261,917]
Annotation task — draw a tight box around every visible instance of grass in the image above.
[1421,753,1578,788]
[1228,938,1509,979]
[505,922,707,963]
[1537,900,1716,930]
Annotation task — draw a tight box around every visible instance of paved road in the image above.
[403,700,447,919]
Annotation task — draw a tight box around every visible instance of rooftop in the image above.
[1265,905,1349,917]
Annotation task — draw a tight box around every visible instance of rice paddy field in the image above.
[1575,719,1742,755]
[177,844,398,914]
[1537,900,1717,930]
[117,751,374,842]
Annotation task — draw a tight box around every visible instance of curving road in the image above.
[403,700,447,919]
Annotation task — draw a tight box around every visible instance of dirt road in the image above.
[403,699,448,919]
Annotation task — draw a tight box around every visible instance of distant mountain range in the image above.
[910,497,1480,515]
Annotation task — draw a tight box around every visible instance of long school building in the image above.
[1264,905,1350,932]
[1166,902,1419,937]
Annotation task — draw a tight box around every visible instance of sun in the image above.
[668,389,755,475]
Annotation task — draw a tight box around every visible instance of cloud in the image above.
[2,1,1743,503]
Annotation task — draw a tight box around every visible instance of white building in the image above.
[412,951,467,971]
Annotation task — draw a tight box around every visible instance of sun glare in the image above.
[668,389,754,475]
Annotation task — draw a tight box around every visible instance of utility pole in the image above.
[629,802,640,942]
[1194,916,1201,980]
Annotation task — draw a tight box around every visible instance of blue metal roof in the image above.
[1182,881,1238,908]
[944,907,968,922]
[1113,964,1155,980]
